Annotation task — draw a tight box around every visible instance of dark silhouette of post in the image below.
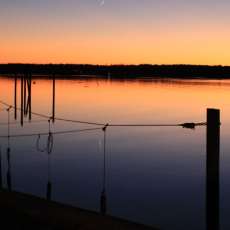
[206,108,220,230]
[24,75,27,115]
[52,74,55,123]
[0,147,2,188]
[14,75,17,120]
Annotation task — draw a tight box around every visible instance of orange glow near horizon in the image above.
[1,26,230,66]
[1,1,230,65]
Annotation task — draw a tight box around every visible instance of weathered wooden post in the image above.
[206,108,220,230]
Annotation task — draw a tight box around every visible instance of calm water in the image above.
[1,76,230,230]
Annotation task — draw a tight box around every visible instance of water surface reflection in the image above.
[1,76,230,230]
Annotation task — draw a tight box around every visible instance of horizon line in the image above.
[1,63,230,67]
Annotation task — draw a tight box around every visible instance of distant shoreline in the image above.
[1,64,230,79]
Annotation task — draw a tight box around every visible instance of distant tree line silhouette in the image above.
[1,64,230,78]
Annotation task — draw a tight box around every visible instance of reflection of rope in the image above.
[36,120,54,154]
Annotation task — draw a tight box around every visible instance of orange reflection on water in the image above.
[2,77,230,126]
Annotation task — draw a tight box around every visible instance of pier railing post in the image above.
[206,108,220,230]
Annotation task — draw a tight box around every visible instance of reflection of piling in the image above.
[7,147,12,192]
[100,126,108,215]
[26,74,32,120]
[52,74,55,123]
[14,75,17,120]
[46,181,52,201]
[20,76,24,126]
[24,76,27,115]
[100,189,107,215]
[206,109,220,230]
[0,147,2,188]
[47,143,52,201]
[19,74,32,123]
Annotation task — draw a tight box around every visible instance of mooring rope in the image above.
[0,120,49,126]
[0,100,206,130]
[0,127,102,139]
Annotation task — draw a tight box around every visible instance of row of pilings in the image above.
[14,73,56,125]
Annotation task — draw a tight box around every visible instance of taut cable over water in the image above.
[0,100,207,134]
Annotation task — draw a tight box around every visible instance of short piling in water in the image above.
[206,108,220,230]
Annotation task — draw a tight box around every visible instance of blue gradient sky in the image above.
[1,0,230,64]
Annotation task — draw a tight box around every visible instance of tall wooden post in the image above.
[206,108,220,230]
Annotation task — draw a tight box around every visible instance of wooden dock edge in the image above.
[0,189,158,230]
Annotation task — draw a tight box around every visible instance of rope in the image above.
[0,100,207,130]
[0,100,104,126]
[0,127,102,139]
[0,120,48,126]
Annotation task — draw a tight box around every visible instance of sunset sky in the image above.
[1,0,230,65]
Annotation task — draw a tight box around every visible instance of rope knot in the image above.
[102,124,109,132]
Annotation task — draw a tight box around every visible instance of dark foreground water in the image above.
[0,76,230,230]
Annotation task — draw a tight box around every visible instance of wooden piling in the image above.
[206,108,220,230]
